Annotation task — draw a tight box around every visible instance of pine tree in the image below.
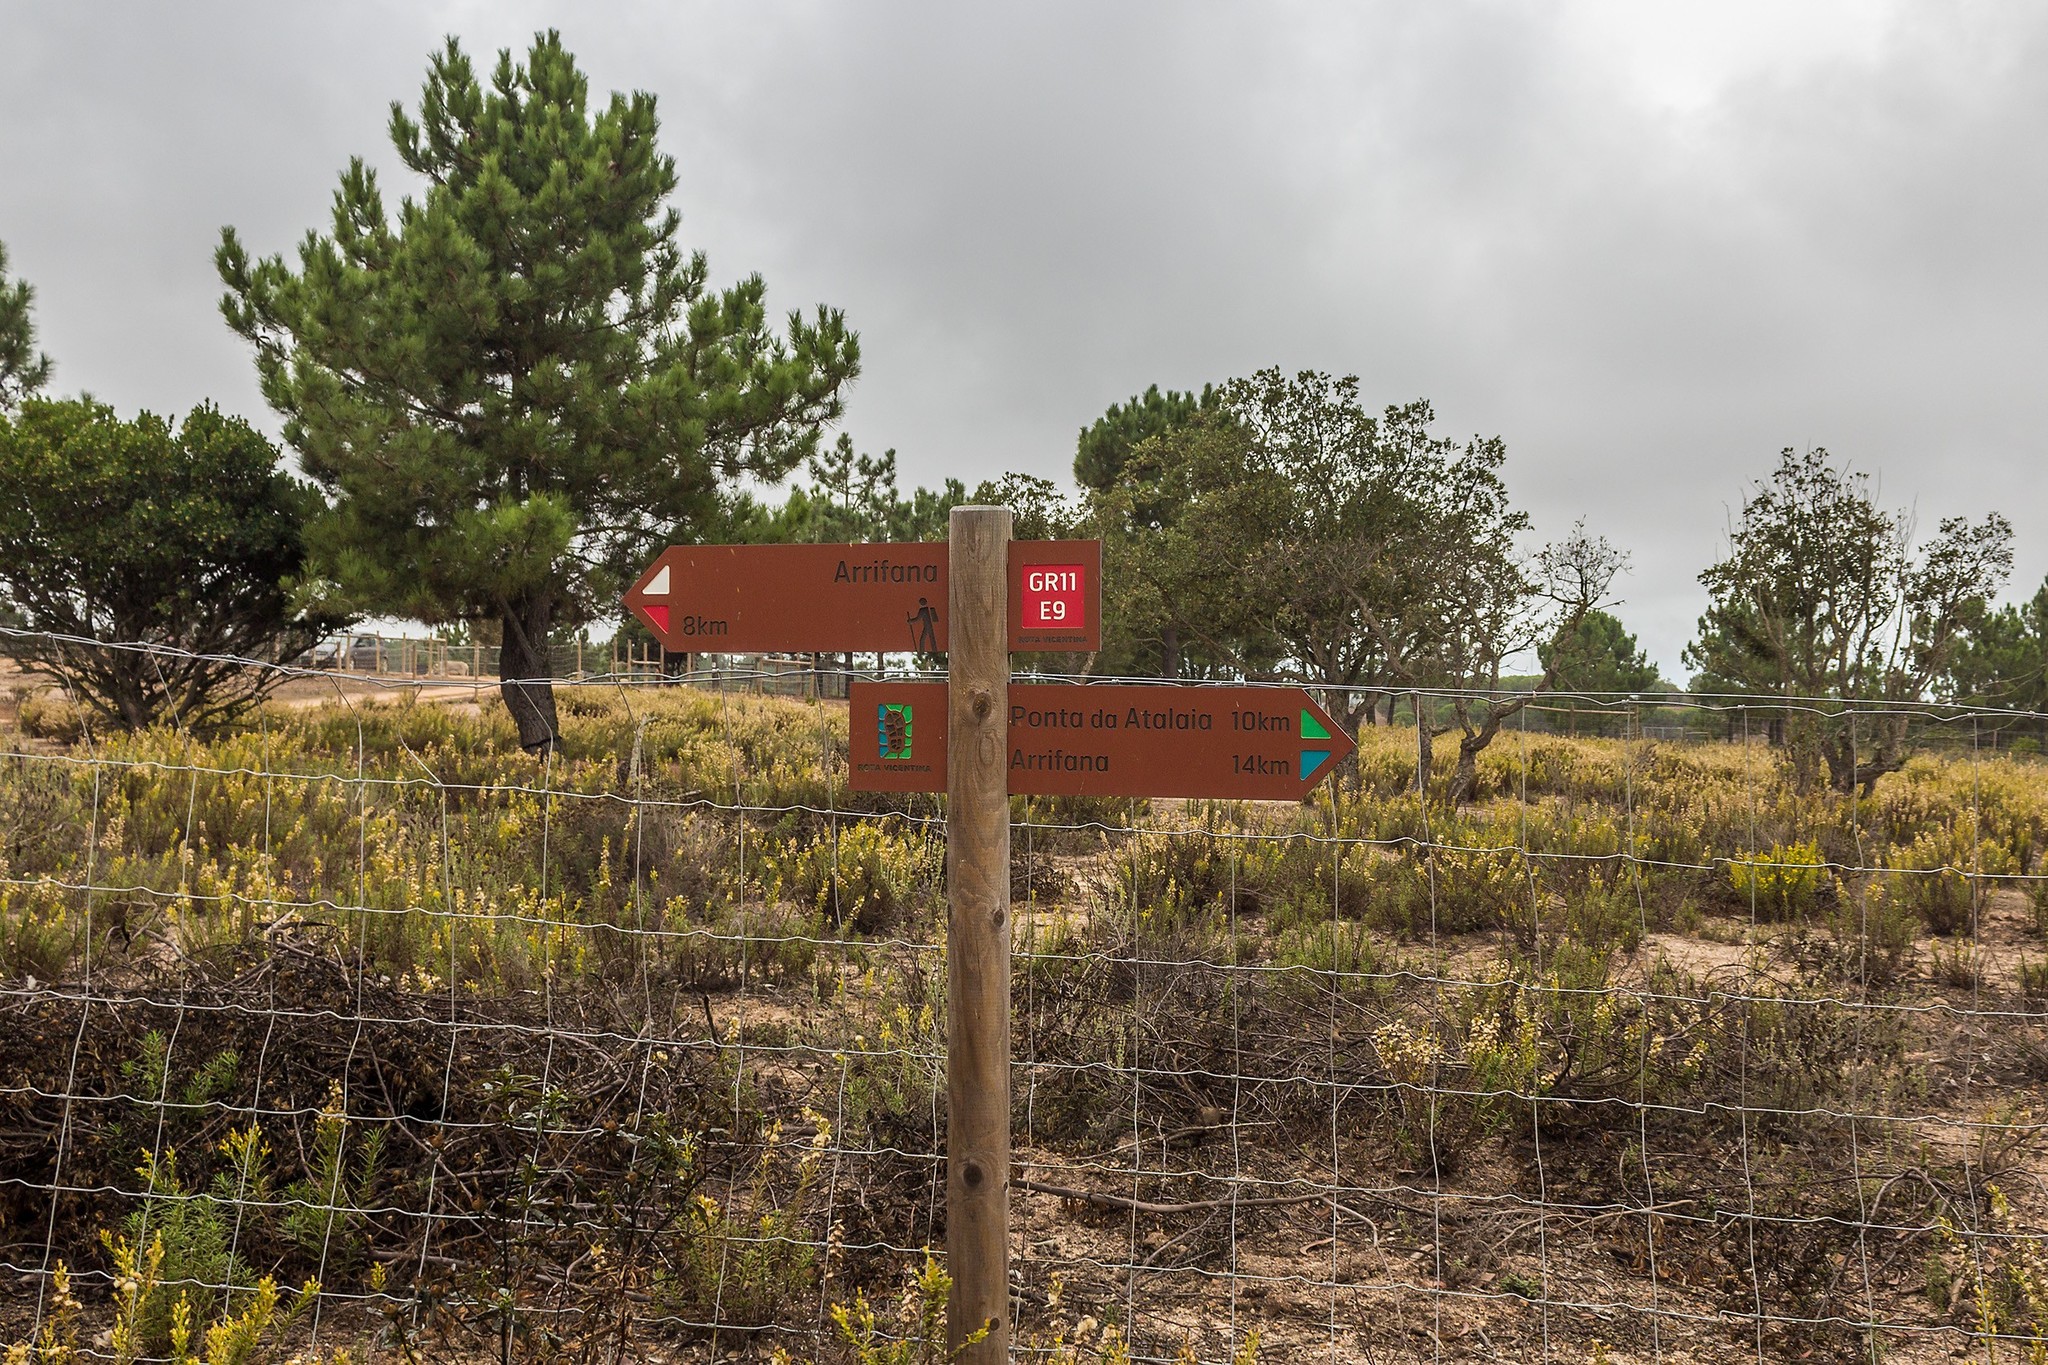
[217,32,859,751]
[0,240,54,412]
[1536,608,1662,735]
[1947,578,2048,749]
[1075,383,1226,678]
[1073,383,1219,494]
[795,434,905,541]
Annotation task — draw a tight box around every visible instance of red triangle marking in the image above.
[643,603,671,636]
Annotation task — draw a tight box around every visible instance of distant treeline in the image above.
[1,32,2041,802]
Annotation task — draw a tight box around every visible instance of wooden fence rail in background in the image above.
[301,632,851,698]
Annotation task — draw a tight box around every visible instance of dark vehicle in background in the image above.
[298,635,386,671]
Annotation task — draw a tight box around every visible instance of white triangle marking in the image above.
[645,565,670,596]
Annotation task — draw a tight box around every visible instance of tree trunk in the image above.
[70,639,160,730]
[1783,712,1822,793]
[1447,739,1483,806]
[1160,625,1180,681]
[1821,715,1907,797]
[112,663,154,730]
[1441,693,1532,806]
[499,598,560,755]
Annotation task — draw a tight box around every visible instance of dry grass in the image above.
[2,686,2046,1362]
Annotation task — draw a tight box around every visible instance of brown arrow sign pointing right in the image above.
[849,682,1354,799]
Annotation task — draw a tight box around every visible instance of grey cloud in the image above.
[2,1,2042,674]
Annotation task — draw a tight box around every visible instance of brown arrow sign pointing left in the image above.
[623,541,1100,654]
[625,543,948,655]
[848,681,1355,800]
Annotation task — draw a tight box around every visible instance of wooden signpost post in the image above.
[624,514,1350,1362]
[943,508,1011,1359]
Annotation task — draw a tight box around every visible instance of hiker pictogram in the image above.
[907,597,940,652]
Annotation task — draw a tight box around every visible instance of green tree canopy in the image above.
[1107,369,1620,801]
[1537,608,1661,692]
[217,31,859,752]
[1946,576,2048,745]
[769,434,969,545]
[1536,607,1662,735]
[1076,384,1228,677]
[1104,373,1403,699]
[789,435,911,542]
[969,471,1076,543]
[1684,447,2011,792]
[0,398,344,730]
[1073,383,1221,495]
[0,241,53,412]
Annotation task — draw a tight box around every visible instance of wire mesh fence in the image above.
[4,636,2048,1363]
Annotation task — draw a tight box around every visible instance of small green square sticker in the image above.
[878,703,913,760]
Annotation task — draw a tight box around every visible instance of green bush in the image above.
[1727,840,1829,919]
[15,689,83,742]
[769,819,936,936]
[1888,864,1978,937]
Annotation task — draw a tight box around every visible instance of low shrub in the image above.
[16,689,84,742]
[1824,880,1916,984]
[767,818,937,936]
[1728,840,1829,919]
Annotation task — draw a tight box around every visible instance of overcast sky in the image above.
[3,1,2044,675]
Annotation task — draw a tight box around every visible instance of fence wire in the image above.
[3,637,2048,1363]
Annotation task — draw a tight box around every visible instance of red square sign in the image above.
[1021,564,1086,631]
[1007,540,1100,650]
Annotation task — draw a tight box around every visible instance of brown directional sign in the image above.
[623,541,1100,654]
[848,682,1355,799]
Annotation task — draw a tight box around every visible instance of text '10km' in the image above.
[846,682,1354,800]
